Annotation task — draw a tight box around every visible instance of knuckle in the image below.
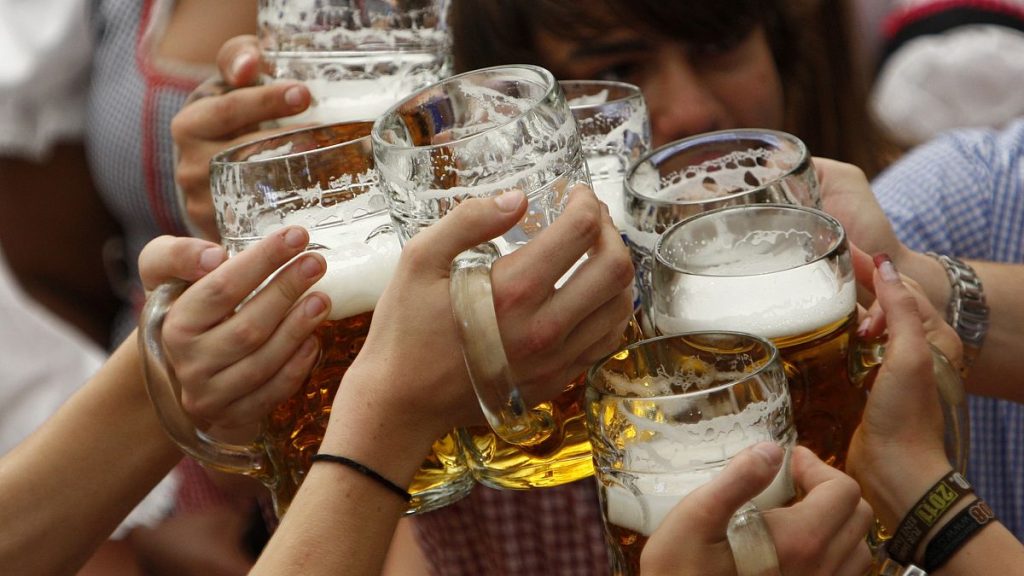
[225,318,268,351]
[519,317,562,357]
[181,391,216,421]
[493,276,538,314]
[569,208,600,241]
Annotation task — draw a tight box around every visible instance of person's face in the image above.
[536,25,785,147]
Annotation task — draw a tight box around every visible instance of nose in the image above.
[645,47,726,146]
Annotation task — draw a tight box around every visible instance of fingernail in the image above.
[284,85,305,108]
[856,317,872,337]
[198,246,226,272]
[284,227,307,249]
[299,255,323,278]
[230,51,255,80]
[494,189,525,212]
[304,294,327,317]
[874,253,900,283]
[751,442,783,466]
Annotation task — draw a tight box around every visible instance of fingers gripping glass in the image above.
[140,122,472,517]
[373,65,593,468]
[651,204,969,472]
[586,332,795,576]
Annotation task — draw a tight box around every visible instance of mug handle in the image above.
[727,502,783,576]
[139,280,272,480]
[852,339,970,474]
[449,243,557,446]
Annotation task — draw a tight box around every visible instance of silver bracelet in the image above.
[926,252,989,368]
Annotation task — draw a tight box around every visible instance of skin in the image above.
[846,254,1024,574]
[0,226,327,576]
[534,26,786,147]
[817,158,1024,404]
[642,445,874,576]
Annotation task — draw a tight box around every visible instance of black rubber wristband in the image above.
[922,499,996,573]
[311,453,413,503]
[887,471,973,564]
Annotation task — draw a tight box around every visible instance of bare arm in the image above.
[0,333,181,575]
[817,157,1024,404]
[848,255,1024,574]
[252,188,634,574]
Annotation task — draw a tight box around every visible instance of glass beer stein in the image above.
[560,79,652,230]
[650,204,968,472]
[372,64,599,489]
[140,122,473,516]
[587,332,797,576]
[623,129,817,333]
[258,0,451,125]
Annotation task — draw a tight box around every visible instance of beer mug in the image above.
[372,64,598,489]
[140,122,473,516]
[651,204,968,472]
[587,332,796,576]
[560,80,652,229]
[258,0,451,124]
[623,129,817,333]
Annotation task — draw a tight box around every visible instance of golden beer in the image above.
[587,333,796,576]
[771,310,865,468]
[652,204,867,470]
[461,318,644,489]
[460,373,594,489]
[261,311,469,514]
[257,209,473,515]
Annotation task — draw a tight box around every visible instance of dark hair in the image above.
[449,0,896,177]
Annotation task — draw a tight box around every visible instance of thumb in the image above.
[661,443,784,541]
[408,190,528,274]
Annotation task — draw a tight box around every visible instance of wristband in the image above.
[886,470,973,564]
[311,453,413,503]
[922,498,996,573]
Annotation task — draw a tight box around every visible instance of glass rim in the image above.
[559,79,644,111]
[369,64,560,153]
[653,203,847,278]
[209,120,373,169]
[623,128,809,207]
[586,330,782,401]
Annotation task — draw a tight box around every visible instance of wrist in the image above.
[893,249,951,314]
[318,363,443,489]
[861,452,953,531]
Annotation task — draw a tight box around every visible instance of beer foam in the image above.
[295,212,400,320]
[266,51,446,124]
[654,258,856,340]
[259,7,447,50]
[567,89,609,107]
[604,437,795,536]
[633,148,798,203]
[592,177,628,229]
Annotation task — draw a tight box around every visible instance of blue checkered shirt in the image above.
[873,119,1024,539]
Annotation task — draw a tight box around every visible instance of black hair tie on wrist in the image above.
[311,453,413,503]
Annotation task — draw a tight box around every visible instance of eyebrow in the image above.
[569,39,651,59]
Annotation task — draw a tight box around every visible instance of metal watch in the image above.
[927,252,989,366]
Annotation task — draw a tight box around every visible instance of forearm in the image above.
[0,333,182,574]
[251,365,439,575]
[896,251,1024,403]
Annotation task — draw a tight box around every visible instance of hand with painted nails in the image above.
[172,34,312,240]
[142,227,331,433]
[846,254,954,529]
[641,444,874,576]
